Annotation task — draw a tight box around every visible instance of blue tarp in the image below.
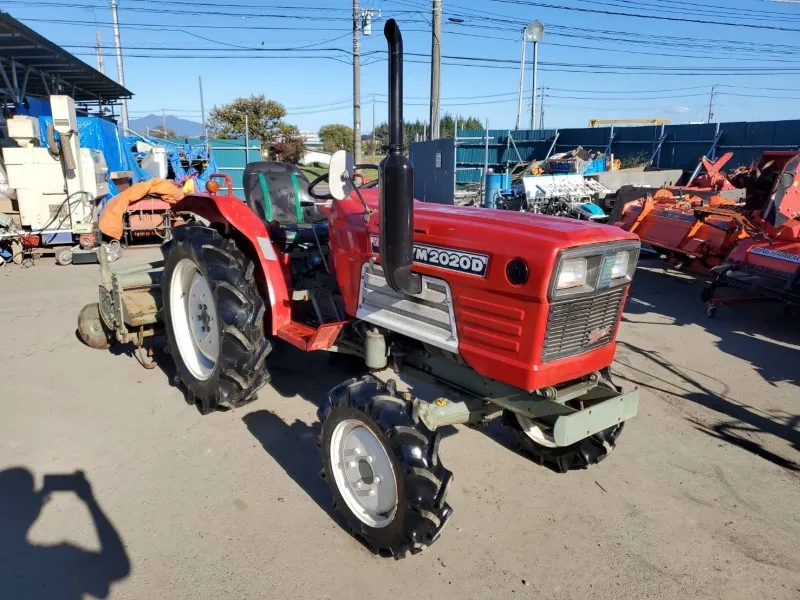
[126,134,215,189]
[38,116,151,198]
[17,97,52,117]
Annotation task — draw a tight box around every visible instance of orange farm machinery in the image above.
[614,151,800,316]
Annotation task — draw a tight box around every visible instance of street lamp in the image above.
[515,21,545,130]
[526,21,544,130]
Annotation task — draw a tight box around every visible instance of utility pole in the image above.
[530,40,539,130]
[95,29,105,74]
[539,83,545,129]
[110,0,128,132]
[707,81,717,123]
[352,0,362,164]
[244,114,250,165]
[528,21,544,130]
[372,93,376,154]
[199,76,207,148]
[429,0,442,140]
[515,28,526,130]
[162,108,167,136]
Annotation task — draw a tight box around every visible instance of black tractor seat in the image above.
[243,162,329,247]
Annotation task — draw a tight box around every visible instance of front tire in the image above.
[161,225,272,414]
[505,412,625,473]
[318,377,453,558]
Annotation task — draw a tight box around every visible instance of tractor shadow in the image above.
[244,341,467,554]
[241,410,334,519]
[262,340,529,466]
[243,341,406,556]
[243,408,398,557]
[264,340,369,408]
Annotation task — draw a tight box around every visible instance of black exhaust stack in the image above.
[380,19,422,296]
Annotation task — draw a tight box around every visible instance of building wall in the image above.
[300,150,332,166]
[302,131,323,151]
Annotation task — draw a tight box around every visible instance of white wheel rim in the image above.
[329,419,398,529]
[169,258,220,381]
[515,413,558,448]
[107,240,122,262]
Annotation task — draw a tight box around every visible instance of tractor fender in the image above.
[174,193,291,335]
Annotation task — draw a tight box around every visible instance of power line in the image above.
[2,1,357,20]
[54,36,800,66]
[546,85,708,94]
[20,17,350,32]
[491,0,800,34]
[122,0,354,10]
[63,46,800,75]
[22,14,794,61]
[546,92,710,100]
[572,0,800,24]
[58,43,354,53]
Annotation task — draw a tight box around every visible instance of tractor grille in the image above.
[356,263,458,353]
[542,287,626,362]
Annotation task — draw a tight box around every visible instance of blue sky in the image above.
[6,0,800,133]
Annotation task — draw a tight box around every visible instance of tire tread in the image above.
[318,376,453,558]
[162,225,272,413]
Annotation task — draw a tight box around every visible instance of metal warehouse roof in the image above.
[0,11,132,103]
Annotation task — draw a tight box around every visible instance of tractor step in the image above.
[277,320,347,351]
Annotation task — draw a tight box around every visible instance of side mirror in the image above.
[328,150,354,201]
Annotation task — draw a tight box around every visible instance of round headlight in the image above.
[506,258,529,285]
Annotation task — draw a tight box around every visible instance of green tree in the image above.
[208,94,306,164]
[270,123,306,164]
[440,113,482,137]
[373,113,484,151]
[208,95,287,145]
[319,124,354,153]
[373,122,389,149]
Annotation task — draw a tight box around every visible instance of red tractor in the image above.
[79,21,640,558]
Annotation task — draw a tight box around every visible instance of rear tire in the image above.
[161,225,272,414]
[318,377,453,558]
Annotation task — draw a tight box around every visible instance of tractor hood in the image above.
[413,202,636,249]
[359,190,637,257]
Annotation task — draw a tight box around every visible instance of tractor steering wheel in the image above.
[307,164,380,200]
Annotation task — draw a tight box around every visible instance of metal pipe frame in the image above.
[0,60,17,103]
[114,271,161,288]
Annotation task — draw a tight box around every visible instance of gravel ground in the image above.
[0,249,798,600]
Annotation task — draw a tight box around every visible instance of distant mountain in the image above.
[129,114,204,137]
